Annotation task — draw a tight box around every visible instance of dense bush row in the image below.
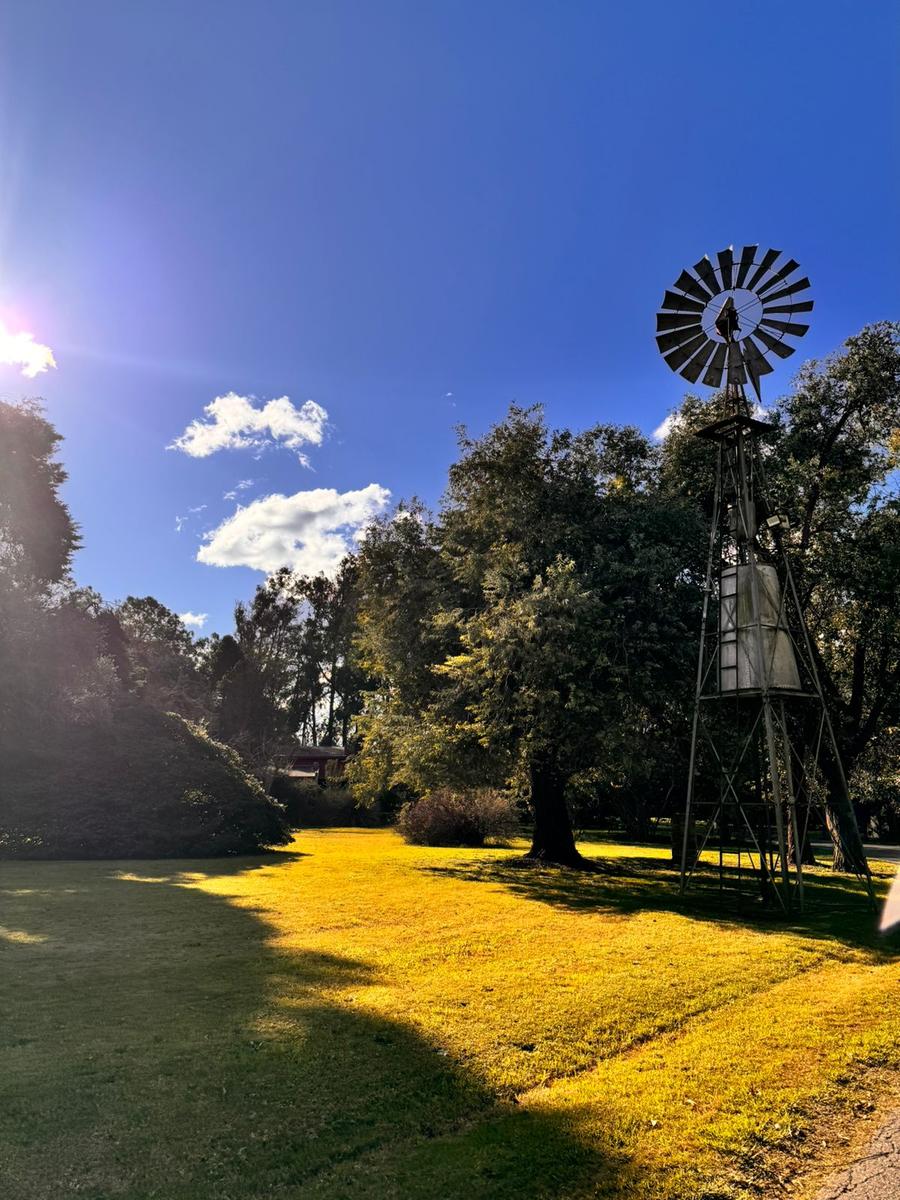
[269,774,401,828]
[0,704,290,859]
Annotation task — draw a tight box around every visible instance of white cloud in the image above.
[653,412,681,442]
[653,402,772,442]
[175,506,206,532]
[179,611,208,629]
[198,484,390,575]
[0,318,56,378]
[169,393,327,462]
[223,478,255,501]
[238,478,254,488]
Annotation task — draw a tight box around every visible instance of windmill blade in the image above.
[760,317,810,337]
[693,256,721,298]
[734,245,758,288]
[702,343,728,387]
[673,269,712,304]
[741,343,767,405]
[745,248,781,292]
[757,258,800,297]
[656,324,704,354]
[661,289,705,314]
[656,311,704,332]
[745,360,762,404]
[727,341,746,385]
[681,338,717,383]
[763,299,814,315]
[754,327,796,359]
[759,277,811,305]
[717,247,734,290]
[741,336,775,378]
[664,331,708,371]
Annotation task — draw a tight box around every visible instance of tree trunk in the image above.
[525,754,586,868]
[787,807,819,866]
[820,753,869,875]
[325,654,337,744]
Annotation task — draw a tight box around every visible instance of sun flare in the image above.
[0,318,56,378]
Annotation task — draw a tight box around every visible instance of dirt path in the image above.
[815,1114,900,1199]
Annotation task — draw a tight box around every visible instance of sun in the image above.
[0,317,56,378]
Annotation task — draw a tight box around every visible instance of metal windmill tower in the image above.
[655,246,873,911]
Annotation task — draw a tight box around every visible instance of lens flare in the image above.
[880,867,900,933]
[0,319,56,377]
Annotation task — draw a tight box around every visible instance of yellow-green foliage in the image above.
[2,830,899,1199]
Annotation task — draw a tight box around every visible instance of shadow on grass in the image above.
[0,852,643,1200]
[419,849,900,958]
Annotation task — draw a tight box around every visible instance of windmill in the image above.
[655,247,873,911]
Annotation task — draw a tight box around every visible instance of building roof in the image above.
[279,744,350,760]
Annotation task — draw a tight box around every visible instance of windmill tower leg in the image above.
[680,447,723,892]
[779,700,805,912]
[777,552,876,907]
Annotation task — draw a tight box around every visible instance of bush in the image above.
[269,773,394,828]
[397,788,519,847]
[0,702,291,858]
[270,775,357,827]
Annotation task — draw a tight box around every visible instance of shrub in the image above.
[270,775,357,827]
[397,788,519,847]
[269,774,391,828]
[0,702,291,858]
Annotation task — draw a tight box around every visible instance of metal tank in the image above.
[719,563,801,692]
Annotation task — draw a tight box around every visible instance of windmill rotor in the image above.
[655,247,813,400]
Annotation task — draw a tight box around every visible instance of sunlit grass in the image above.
[2,829,898,1198]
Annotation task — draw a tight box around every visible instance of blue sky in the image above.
[0,1,897,634]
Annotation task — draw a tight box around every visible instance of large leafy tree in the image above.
[353,410,701,866]
[0,399,78,588]
[771,323,900,865]
[115,595,207,719]
[0,401,88,745]
[349,504,466,804]
[440,413,700,864]
[205,562,369,772]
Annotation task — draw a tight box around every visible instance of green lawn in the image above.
[2,829,899,1199]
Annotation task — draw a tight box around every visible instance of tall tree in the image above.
[0,399,79,588]
[115,596,207,720]
[206,563,369,773]
[0,401,89,747]
[440,412,700,864]
[353,411,701,866]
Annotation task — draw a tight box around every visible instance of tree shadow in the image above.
[1,853,646,1200]
[418,849,900,958]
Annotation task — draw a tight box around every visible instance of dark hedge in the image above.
[0,704,290,858]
